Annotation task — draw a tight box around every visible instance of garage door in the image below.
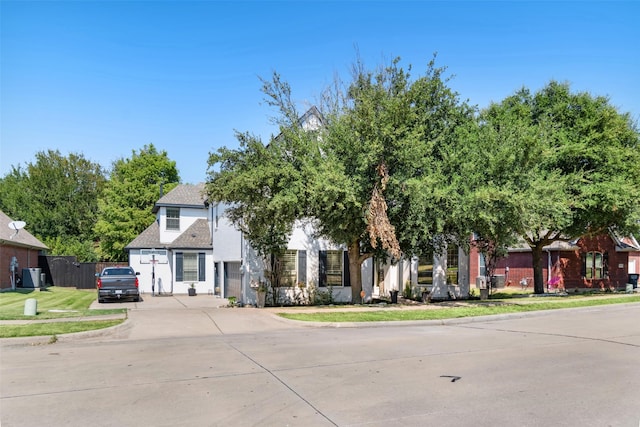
[224,262,242,299]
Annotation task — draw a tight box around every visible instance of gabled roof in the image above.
[0,210,48,250]
[125,221,161,249]
[152,183,207,213]
[612,234,640,252]
[506,232,639,253]
[273,106,325,142]
[125,219,212,250]
[299,106,325,130]
[168,219,212,249]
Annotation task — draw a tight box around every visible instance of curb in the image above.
[0,316,130,347]
[270,301,640,328]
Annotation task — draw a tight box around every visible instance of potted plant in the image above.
[188,283,196,296]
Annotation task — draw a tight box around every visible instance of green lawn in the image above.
[278,294,640,322]
[0,320,124,338]
[0,287,124,320]
[0,287,126,338]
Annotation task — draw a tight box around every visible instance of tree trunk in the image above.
[348,240,364,304]
[531,243,545,294]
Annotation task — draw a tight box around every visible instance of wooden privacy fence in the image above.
[39,256,122,289]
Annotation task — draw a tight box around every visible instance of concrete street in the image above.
[1,296,640,427]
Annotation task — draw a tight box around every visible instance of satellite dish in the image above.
[8,221,26,231]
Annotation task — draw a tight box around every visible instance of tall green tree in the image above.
[0,150,106,261]
[315,58,476,302]
[95,144,179,261]
[206,75,317,301]
[207,56,476,302]
[448,104,540,286]
[479,81,640,293]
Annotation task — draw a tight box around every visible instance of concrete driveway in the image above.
[88,294,304,340]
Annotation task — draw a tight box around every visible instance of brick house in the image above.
[0,210,48,290]
[468,233,640,291]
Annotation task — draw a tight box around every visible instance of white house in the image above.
[126,182,469,303]
[126,106,470,303]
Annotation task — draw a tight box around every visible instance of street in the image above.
[2,298,640,426]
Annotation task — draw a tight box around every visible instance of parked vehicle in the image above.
[96,266,140,303]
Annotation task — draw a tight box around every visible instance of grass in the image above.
[0,287,126,338]
[0,320,124,338]
[0,287,124,320]
[278,294,640,323]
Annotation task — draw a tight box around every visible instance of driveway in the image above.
[87,294,305,340]
[2,298,640,426]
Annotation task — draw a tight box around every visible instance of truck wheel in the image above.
[98,298,105,304]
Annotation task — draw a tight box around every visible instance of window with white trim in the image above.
[584,252,604,279]
[479,253,487,277]
[447,244,459,284]
[166,207,180,230]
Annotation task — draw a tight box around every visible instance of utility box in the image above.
[491,275,506,288]
[24,298,37,316]
[22,268,42,288]
[476,276,487,289]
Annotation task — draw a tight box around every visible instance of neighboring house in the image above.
[126,183,216,296]
[468,233,640,291]
[0,210,48,290]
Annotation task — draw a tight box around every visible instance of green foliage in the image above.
[403,281,413,299]
[206,59,639,302]
[95,144,179,261]
[207,131,303,260]
[207,56,476,303]
[477,81,640,293]
[0,150,106,260]
[207,70,320,263]
[43,236,99,262]
[312,285,335,305]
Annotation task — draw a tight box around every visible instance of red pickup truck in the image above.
[96,266,140,303]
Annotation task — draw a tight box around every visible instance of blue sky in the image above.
[2,1,638,185]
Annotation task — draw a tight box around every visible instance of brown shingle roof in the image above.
[152,183,207,213]
[168,219,211,249]
[125,221,161,249]
[125,219,212,251]
[0,210,48,250]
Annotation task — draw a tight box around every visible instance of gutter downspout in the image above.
[546,249,552,291]
[240,230,246,304]
[170,249,174,295]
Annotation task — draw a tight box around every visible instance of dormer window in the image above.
[166,207,180,230]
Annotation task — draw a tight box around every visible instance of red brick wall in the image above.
[575,235,629,290]
[468,245,546,288]
[496,252,547,288]
[469,235,635,290]
[0,244,42,290]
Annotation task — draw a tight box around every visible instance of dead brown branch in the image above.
[366,161,401,259]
